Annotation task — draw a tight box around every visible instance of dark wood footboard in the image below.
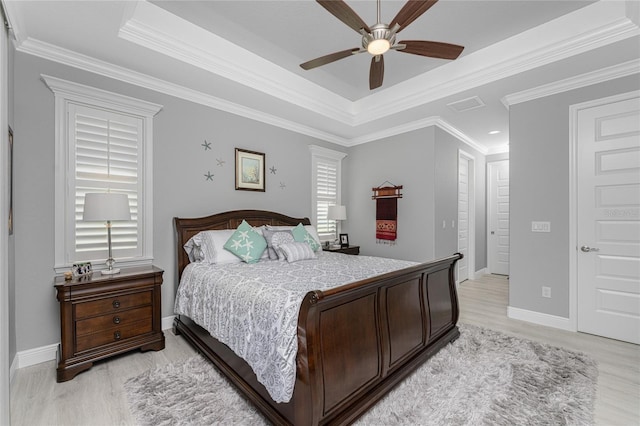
[174,210,461,425]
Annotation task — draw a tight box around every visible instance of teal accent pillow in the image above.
[223,220,267,263]
[292,223,321,252]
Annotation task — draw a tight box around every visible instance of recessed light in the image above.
[488,130,501,135]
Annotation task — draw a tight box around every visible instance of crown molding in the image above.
[18,38,350,146]
[18,38,482,150]
[116,1,637,128]
[1,0,24,45]
[352,0,639,125]
[118,0,354,125]
[348,116,488,155]
[501,59,640,107]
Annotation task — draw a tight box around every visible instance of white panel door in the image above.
[577,93,640,344]
[458,156,470,282]
[488,161,510,275]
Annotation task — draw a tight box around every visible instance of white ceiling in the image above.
[4,0,640,153]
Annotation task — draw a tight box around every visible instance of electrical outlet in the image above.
[542,286,551,298]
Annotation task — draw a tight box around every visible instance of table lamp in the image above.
[327,205,347,243]
[82,193,131,275]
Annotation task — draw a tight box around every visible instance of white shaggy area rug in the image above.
[125,325,597,425]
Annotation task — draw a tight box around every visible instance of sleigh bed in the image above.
[173,209,461,425]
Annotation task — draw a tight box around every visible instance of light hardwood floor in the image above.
[10,275,640,425]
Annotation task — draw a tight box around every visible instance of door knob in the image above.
[581,245,600,253]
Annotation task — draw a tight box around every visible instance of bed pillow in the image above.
[267,224,322,252]
[292,223,321,252]
[262,229,294,260]
[253,226,270,260]
[223,220,268,263]
[278,242,317,263]
[183,231,221,263]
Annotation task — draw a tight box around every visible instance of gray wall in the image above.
[345,126,486,268]
[345,127,437,262]
[509,74,640,318]
[12,52,345,351]
[434,128,487,271]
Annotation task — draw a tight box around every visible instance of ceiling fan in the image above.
[300,0,464,90]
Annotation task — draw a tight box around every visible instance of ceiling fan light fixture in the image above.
[363,23,395,56]
[367,38,390,55]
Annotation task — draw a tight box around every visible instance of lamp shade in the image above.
[327,205,347,221]
[83,193,131,222]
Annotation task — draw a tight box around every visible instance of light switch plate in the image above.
[532,221,551,232]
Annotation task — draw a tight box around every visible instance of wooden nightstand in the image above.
[323,245,360,255]
[54,265,165,382]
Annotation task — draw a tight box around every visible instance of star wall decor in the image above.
[204,171,214,181]
[216,158,226,167]
[270,166,277,174]
[201,140,212,150]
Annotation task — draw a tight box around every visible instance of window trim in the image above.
[42,75,162,273]
[309,145,347,241]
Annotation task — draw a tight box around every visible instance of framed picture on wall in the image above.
[235,148,265,192]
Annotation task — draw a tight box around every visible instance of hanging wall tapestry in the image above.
[372,183,403,245]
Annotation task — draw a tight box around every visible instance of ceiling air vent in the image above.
[447,96,485,113]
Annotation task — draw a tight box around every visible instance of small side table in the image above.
[54,265,165,382]
[323,245,360,255]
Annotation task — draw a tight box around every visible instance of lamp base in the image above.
[101,268,120,275]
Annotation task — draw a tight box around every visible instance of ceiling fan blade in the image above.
[390,0,439,32]
[317,0,371,34]
[369,55,384,90]
[300,48,361,70]
[397,40,464,60]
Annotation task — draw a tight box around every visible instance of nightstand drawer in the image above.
[76,319,153,353]
[55,265,165,382]
[74,291,151,319]
[76,305,152,336]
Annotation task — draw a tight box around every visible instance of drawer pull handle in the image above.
[113,316,121,324]
[112,300,120,309]
[114,331,121,340]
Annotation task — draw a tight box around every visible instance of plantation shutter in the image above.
[314,156,339,240]
[69,103,142,262]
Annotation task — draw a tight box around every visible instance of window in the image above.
[309,145,346,241]
[43,75,162,272]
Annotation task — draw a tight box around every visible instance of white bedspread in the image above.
[174,251,416,403]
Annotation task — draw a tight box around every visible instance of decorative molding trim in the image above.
[20,39,350,146]
[41,74,163,116]
[507,306,576,332]
[308,145,347,160]
[348,116,488,155]
[118,1,353,125]
[352,1,639,125]
[11,316,178,373]
[162,315,175,332]
[15,343,58,369]
[474,268,487,277]
[502,59,640,107]
[9,355,17,386]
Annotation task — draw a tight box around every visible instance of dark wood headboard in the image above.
[174,209,311,280]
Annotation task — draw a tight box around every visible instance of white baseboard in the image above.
[9,354,18,385]
[15,343,58,370]
[162,315,175,331]
[507,306,575,331]
[474,268,487,277]
[12,315,178,373]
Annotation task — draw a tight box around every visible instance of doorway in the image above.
[488,160,510,275]
[571,91,640,344]
[458,150,475,283]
